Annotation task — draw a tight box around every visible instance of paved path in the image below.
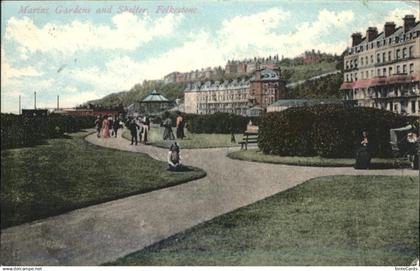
[1,131,417,266]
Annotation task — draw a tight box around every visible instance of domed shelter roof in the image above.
[142,90,169,102]
[260,69,279,80]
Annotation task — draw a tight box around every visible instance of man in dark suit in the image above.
[128,118,140,145]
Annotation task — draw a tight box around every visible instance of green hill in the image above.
[86,57,342,108]
[287,72,343,99]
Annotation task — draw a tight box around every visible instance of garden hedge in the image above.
[1,113,96,149]
[259,105,418,158]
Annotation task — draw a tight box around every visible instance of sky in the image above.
[1,0,418,113]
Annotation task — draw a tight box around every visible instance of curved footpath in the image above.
[1,131,418,265]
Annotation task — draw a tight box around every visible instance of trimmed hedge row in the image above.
[1,113,96,149]
[259,105,417,158]
[158,112,260,134]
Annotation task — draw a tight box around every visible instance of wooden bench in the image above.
[239,131,258,150]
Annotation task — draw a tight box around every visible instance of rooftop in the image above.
[141,90,169,102]
[269,99,342,107]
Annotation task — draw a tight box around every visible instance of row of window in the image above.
[345,63,415,81]
[373,100,420,114]
[348,30,419,54]
[198,93,249,102]
[346,46,414,69]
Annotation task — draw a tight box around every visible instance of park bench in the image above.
[239,127,259,150]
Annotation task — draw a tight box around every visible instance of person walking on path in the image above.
[128,118,140,145]
[162,113,175,140]
[167,142,182,171]
[136,117,143,144]
[112,116,121,138]
[102,115,111,138]
[94,115,102,138]
[176,113,185,139]
[109,116,114,137]
[142,115,150,144]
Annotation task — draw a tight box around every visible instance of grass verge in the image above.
[123,127,242,149]
[227,149,409,168]
[1,130,206,229]
[109,175,419,266]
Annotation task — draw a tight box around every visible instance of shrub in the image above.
[259,105,414,158]
[1,113,96,149]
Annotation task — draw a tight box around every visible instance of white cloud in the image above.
[0,7,362,111]
[1,46,44,93]
[59,92,102,108]
[217,8,291,54]
[66,8,355,95]
[4,12,183,55]
[214,8,354,59]
[356,7,418,35]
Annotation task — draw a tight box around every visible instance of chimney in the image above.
[19,95,21,114]
[366,27,378,42]
[57,95,60,110]
[34,91,37,109]
[403,15,416,32]
[351,32,362,46]
[384,22,396,37]
[255,69,261,80]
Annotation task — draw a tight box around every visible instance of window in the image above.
[403,48,407,58]
[361,57,364,65]
[377,53,380,63]
[383,68,386,75]
[409,63,414,74]
[370,55,373,63]
[389,67,393,76]
[409,46,413,57]
[403,65,407,74]
[388,51,392,61]
[411,101,416,114]
[396,49,401,59]
[366,71,369,78]
[365,56,368,65]
[396,65,400,73]
[346,74,349,82]
[382,52,386,62]
[377,69,380,76]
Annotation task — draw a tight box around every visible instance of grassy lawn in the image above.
[281,61,338,83]
[228,149,409,169]
[109,175,419,266]
[123,127,241,149]
[1,131,206,229]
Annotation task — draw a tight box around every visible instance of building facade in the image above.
[340,15,420,116]
[184,68,286,116]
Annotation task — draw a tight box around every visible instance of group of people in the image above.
[96,112,187,171]
[162,112,185,141]
[127,116,150,145]
[95,115,123,138]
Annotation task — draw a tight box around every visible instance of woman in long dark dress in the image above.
[354,130,371,169]
[162,115,175,140]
